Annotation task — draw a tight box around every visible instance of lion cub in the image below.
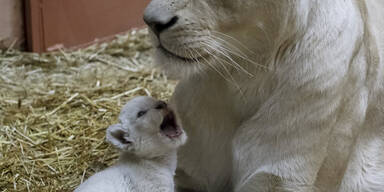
[75,96,187,192]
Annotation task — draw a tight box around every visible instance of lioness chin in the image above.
[144,0,384,192]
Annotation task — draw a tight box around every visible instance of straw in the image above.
[0,28,176,191]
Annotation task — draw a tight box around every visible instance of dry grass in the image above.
[0,28,177,192]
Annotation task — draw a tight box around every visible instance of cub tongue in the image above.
[162,125,180,137]
[160,111,181,137]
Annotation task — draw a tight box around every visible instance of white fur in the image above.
[75,97,187,192]
[144,0,384,191]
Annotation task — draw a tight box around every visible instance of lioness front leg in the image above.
[232,89,340,192]
[175,169,207,192]
[232,132,325,192]
[232,138,323,192]
[233,163,319,192]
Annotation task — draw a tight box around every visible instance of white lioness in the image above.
[144,0,384,192]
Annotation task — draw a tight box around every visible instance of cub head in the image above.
[106,96,187,158]
[144,0,310,78]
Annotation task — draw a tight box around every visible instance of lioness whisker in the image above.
[190,30,250,59]
[199,32,268,72]
[186,49,205,75]
[201,40,256,77]
[191,48,232,83]
[208,34,251,59]
[203,47,246,99]
[203,48,236,84]
[201,40,246,74]
[206,38,268,70]
[211,31,256,54]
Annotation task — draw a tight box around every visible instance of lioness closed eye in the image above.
[144,0,384,192]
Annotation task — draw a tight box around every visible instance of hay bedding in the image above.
[0,29,177,191]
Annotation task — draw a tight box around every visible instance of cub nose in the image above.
[143,9,178,36]
[155,101,167,110]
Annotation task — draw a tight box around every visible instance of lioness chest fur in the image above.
[144,0,384,191]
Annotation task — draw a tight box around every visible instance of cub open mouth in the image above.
[160,111,182,139]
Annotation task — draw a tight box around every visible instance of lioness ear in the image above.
[106,124,134,151]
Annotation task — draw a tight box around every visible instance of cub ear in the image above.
[106,124,134,151]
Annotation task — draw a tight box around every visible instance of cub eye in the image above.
[137,111,147,118]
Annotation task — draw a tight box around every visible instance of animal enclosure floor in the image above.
[0,29,176,191]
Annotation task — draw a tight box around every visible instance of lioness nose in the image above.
[143,6,178,36]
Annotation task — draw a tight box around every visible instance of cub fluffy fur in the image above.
[144,0,384,191]
[75,97,187,192]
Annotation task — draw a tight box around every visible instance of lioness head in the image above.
[144,0,310,78]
